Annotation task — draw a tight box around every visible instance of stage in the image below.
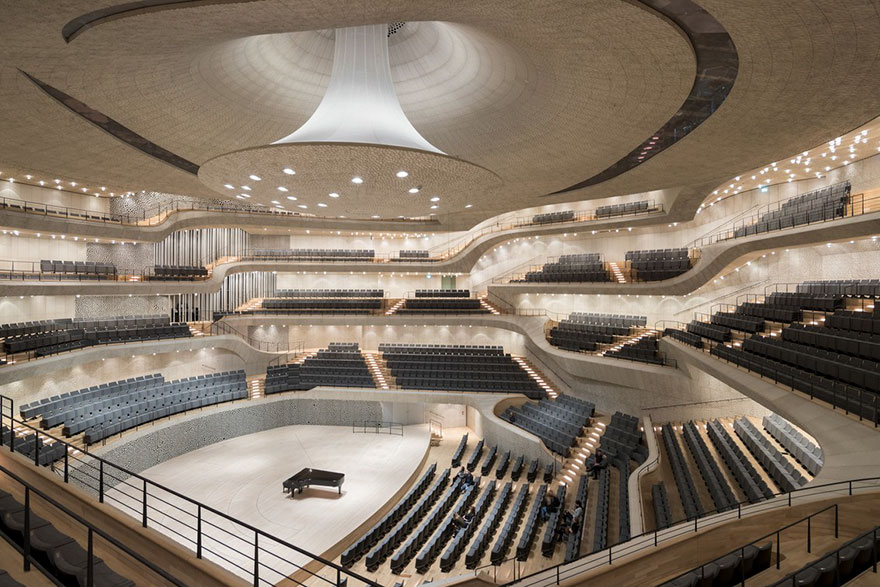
[105,424,430,582]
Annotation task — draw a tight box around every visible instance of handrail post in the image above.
[64,448,69,483]
[34,435,39,466]
[807,516,812,552]
[253,532,260,587]
[87,528,94,587]
[99,460,104,503]
[834,504,839,538]
[196,504,203,559]
[142,479,148,527]
[776,530,781,569]
[23,487,30,571]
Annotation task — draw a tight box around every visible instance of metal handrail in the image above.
[507,477,880,586]
[0,395,381,587]
[0,461,187,586]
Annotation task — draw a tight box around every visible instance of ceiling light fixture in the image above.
[329,192,340,198]
[249,174,262,181]
[282,168,295,175]
[351,177,363,184]
[396,171,408,178]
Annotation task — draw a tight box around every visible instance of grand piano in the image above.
[283,468,345,495]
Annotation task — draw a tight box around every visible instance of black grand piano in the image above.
[283,468,345,495]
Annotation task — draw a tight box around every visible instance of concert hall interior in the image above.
[3,2,880,586]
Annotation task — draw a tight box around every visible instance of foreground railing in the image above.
[352,420,404,435]
[0,395,381,587]
[506,477,880,586]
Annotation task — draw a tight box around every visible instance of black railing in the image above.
[0,395,381,587]
[352,420,404,436]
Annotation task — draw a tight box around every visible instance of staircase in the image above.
[385,298,405,315]
[248,377,264,399]
[478,295,502,315]
[557,421,606,485]
[598,328,657,356]
[609,261,626,284]
[512,357,558,398]
[235,297,263,312]
[363,352,391,389]
[187,322,209,337]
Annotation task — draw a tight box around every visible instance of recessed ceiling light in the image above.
[283,168,295,175]
[408,187,420,194]
[277,186,288,192]
[249,174,262,181]
[271,200,280,204]
[396,171,408,178]
[223,184,234,189]
[351,177,363,184]
[430,205,438,209]
[465,204,472,208]
[241,186,251,191]
[238,193,250,198]
[317,203,328,207]
[297,204,307,209]
[286,195,297,201]
[372,215,380,218]
[429,196,439,202]
[329,192,340,198]
[236,195,246,200]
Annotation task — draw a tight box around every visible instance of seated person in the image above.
[568,500,584,534]
[463,469,475,488]
[589,449,608,479]
[453,506,476,529]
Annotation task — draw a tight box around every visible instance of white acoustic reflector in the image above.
[274,24,444,154]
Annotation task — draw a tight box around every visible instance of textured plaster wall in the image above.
[74,295,170,319]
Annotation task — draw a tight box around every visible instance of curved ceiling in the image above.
[1,1,880,230]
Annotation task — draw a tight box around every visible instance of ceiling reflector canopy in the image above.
[274,24,444,154]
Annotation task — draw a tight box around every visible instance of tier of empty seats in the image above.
[379,344,544,398]
[397,298,487,314]
[660,541,772,586]
[662,328,704,348]
[627,248,691,282]
[652,483,671,530]
[261,298,383,313]
[490,483,530,563]
[711,311,765,333]
[414,476,482,572]
[595,200,651,218]
[465,481,512,568]
[414,289,469,298]
[0,319,72,339]
[501,395,593,456]
[797,279,880,297]
[762,291,846,312]
[762,414,823,476]
[517,484,547,560]
[20,371,246,444]
[687,320,731,342]
[1,315,189,358]
[275,289,383,298]
[569,313,647,328]
[733,418,807,492]
[398,250,431,259]
[0,489,135,586]
[532,210,574,224]
[661,425,704,520]
[563,474,589,561]
[730,182,850,239]
[604,336,664,365]
[706,419,775,503]
[250,248,375,260]
[682,421,737,514]
[39,260,116,277]
[267,344,375,392]
[440,480,496,571]
[770,525,879,587]
[149,265,208,279]
[1,425,66,466]
[517,253,610,283]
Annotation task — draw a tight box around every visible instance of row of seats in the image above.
[364,469,450,571]
[1,425,67,466]
[414,289,469,297]
[378,343,504,355]
[398,250,430,258]
[451,434,468,468]
[490,483,530,564]
[662,328,704,349]
[440,481,496,571]
[398,298,488,314]
[762,414,823,476]
[662,425,704,520]
[148,265,207,279]
[72,315,170,330]
[342,464,437,567]
[274,289,384,298]
[652,483,671,530]
[595,200,651,218]
[250,249,375,260]
[564,474,589,561]
[0,490,134,586]
[22,374,163,421]
[517,484,547,560]
[706,419,775,503]
[261,298,383,312]
[733,418,807,492]
[591,462,609,552]
[764,291,845,312]
[736,302,802,323]
[391,477,467,573]
[532,210,575,224]
[626,248,689,262]
[711,344,880,423]
[797,279,880,298]
[632,259,691,282]
[568,313,647,327]
[660,541,772,586]
[0,319,71,339]
[711,312,765,334]
[517,254,610,283]
[414,477,482,573]
[682,421,737,514]
[466,440,485,472]
[771,526,879,587]
[40,260,116,275]
[687,320,732,342]
[604,336,664,365]
[827,310,880,335]
[465,481,513,568]
[558,253,601,264]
